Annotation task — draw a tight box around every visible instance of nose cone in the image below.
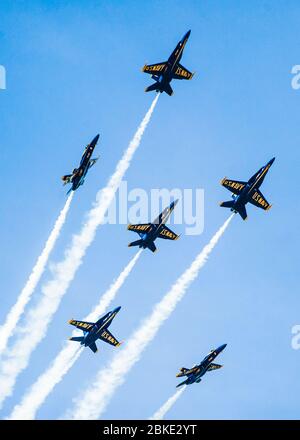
[181,30,191,43]
[114,306,121,314]
[91,134,100,145]
[269,157,275,166]
[171,199,179,209]
[217,343,227,353]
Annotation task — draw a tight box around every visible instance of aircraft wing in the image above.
[176,367,192,377]
[69,319,94,332]
[158,226,179,241]
[220,178,247,195]
[61,174,72,185]
[173,63,194,80]
[249,190,272,210]
[142,62,166,75]
[99,329,121,347]
[207,363,222,371]
[128,223,152,233]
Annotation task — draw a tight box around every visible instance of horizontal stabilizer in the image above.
[69,336,84,343]
[163,83,173,96]
[237,205,248,220]
[128,239,144,248]
[89,342,98,353]
[145,82,173,96]
[219,200,235,209]
[147,241,157,253]
[145,82,160,93]
[176,379,188,388]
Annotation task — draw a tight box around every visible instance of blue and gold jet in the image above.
[62,134,100,194]
[176,344,227,388]
[128,200,179,253]
[68,306,122,353]
[220,157,275,220]
[142,30,194,96]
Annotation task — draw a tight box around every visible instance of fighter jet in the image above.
[142,30,194,96]
[176,344,227,388]
[127,200,179,253]
[220,157,275,220]
[68,306,122,353]
[61,134,100,193]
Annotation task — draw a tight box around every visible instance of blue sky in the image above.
[0,0,299,419]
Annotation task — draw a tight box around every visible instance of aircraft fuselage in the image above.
[230,158,274,213]
[81,307,120,347]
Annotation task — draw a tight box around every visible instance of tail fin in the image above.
[219,200,235,209]
[128,239,144,248]
[69,336,84,343]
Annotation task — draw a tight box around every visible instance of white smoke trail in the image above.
[0,95,159,409]
[0,193,74,356]
[8,250,142,420]
[150,386,186,420]
[67,215,234,419]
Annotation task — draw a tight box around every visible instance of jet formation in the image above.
[68,307,122,353]
[127,200,179,252]
[220,157,275,220]
[62,134,100,194]
[176,344,227,387]
[142,30,194,96]
[61,30,276,410]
